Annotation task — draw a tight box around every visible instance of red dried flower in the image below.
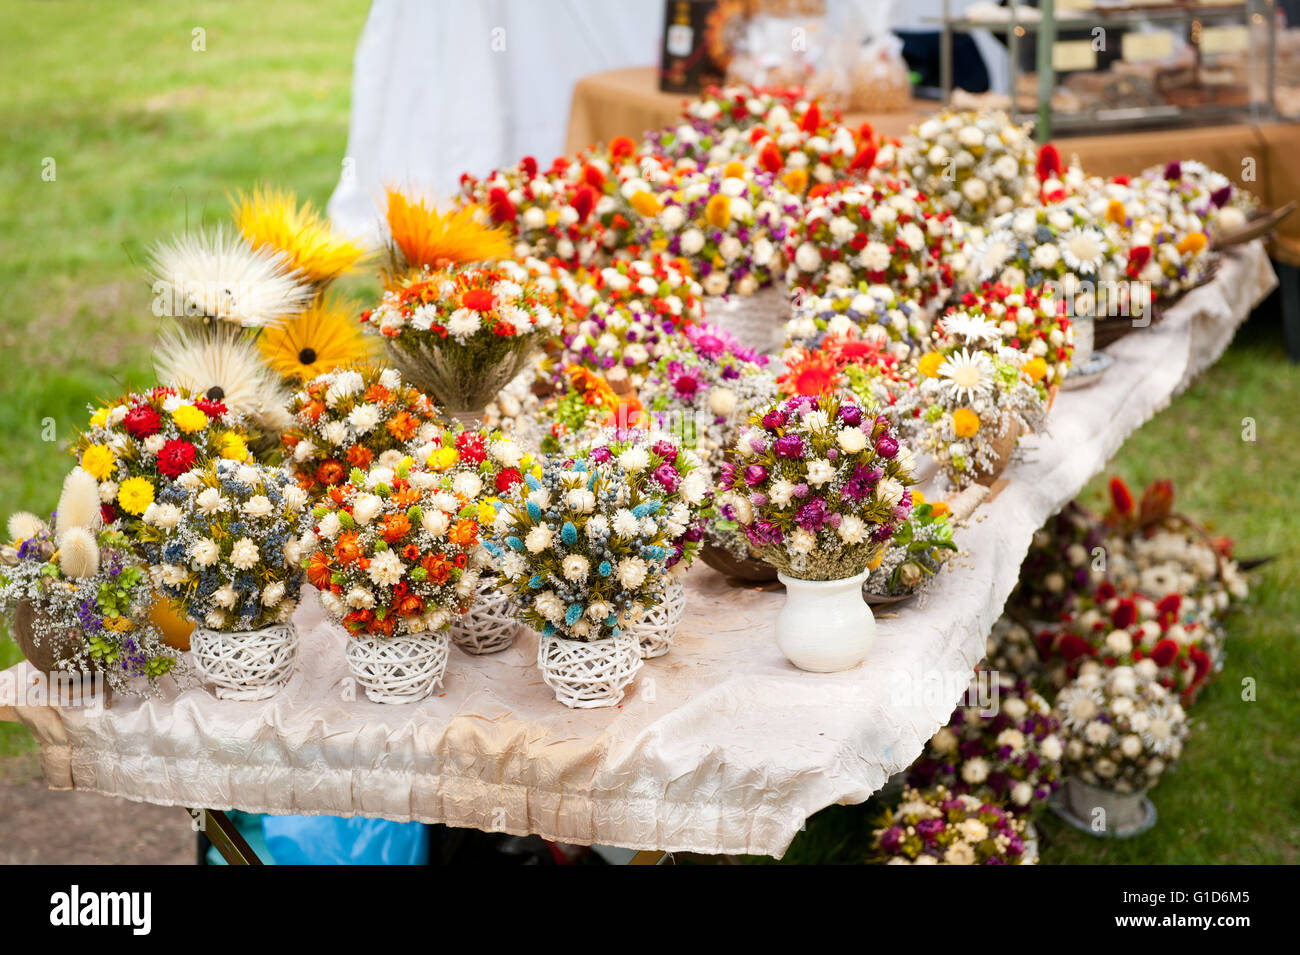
[123,403,162,439]
[156,439,197,478]
[1150,639,1179,667]
[496,468,522,493]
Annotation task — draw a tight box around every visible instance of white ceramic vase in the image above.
[774,569,876,672]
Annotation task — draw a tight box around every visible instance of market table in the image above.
[0,241,1275,860]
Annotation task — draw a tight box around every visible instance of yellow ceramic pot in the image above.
[149,599,195,652]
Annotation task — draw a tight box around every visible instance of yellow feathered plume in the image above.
[233,185,366,286]
[384,189,511,283]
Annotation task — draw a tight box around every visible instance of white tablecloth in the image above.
[5,243,1276,858]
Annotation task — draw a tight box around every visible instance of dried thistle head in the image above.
[55,468,102,538]
[57,527,101,579]
[7,511,49,543]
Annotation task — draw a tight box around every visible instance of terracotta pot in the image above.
[11,601,112,706]
[149,598,195,652]
[12,601,84,673]
[972,416,1021,487]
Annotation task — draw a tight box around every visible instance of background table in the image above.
[1,242,1275,859]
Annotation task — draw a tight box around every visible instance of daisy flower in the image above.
[1060,227,1106,274]
[936,349,994,403]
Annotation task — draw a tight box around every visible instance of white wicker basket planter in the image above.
[448,580,524,655]
[190,623,299,701]
[537,632,643,709]
[630,579,687,659]
[346,632,450,704]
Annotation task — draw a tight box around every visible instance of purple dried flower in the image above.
[773,434,804,458]
[743,464,767,486]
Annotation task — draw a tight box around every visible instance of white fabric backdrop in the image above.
[6,243,1275,859]
[326,0,661,243]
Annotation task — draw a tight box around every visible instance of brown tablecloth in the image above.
[564,66,1300,264]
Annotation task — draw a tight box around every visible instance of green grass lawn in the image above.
[1,1,1296,862]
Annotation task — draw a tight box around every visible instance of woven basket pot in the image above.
[701,283,791,357]
[11,600,112,705]
[537,631,643,709]
[346,632,449,704]
[699,543,779,583]
[190,623,299,702]
[629,578,687,659]
[1064,777,1148,833]
[449,580,525,656]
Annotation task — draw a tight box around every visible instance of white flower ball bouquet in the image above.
[494,457,674,641]
[1053,660,1188,794]
[901,109,1037,225]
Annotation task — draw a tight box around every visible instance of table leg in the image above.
[1279,263,1300,363]
[188,808,263,865]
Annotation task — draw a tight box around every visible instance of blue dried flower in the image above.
[561,522,577,545]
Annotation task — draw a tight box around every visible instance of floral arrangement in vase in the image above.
[901,109,1037,224]
[718,392,914,581]
[492,456,673,706]
[640,322,778,471]
[0,470,182,693]
[282,367,442,497]
[307,460,485,636]
[784,284,926,359]
[871,786,1036,864]
[140,459,313,632]
[898,315,1047,488]
[580,429,713,659]
[139,459,313,699]
[907,674,1063,816]
[1053,660,1188,794]
[493,457,672,641]
[307,459,486,701]
[785,180,960,305]
[1040,583,1219,704]
[863,491,957,599]
[74,386,253,538]
[406,425,539,655]
[945,282,1074,387]
[361,264,560,420]
[634,162,800,297]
